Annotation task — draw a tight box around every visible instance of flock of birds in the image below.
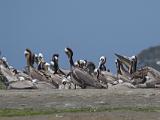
[0,47,160,89]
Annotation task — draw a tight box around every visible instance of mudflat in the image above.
[0,88,160,120]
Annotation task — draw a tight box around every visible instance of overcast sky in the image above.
[0,0,160,72]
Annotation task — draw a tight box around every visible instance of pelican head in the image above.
[65,47,74,69]
[38,53,44,59]
[74,61,78,67]
[77,59,87,68]
[131,55,136,59]
[34,54,38,58]
[45,62,50,66]
[52,54,59,61]
[131,55,137,73]
[34,54,39,65]
[94,68,100,79]
[24,48,34,68]
[100,56,106,65]
[129,55,137,62]
[94,68,98,73]
[65,47,73,59]
[115,59,118,64]
[79,59,86,65]
[44,62,50,71]
[2,57,7,62]
[24,48,32,57]
[98,56,106,70]
[38,53,45,63]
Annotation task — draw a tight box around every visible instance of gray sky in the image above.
[0,0,160,72]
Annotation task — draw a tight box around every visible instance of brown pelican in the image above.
[75,59,96,74]
[0,55,10,69]
[50,54,67,76]
[34,53,38,63]
[24,48,60,88]
[98,56,111,72]
[0,57,36,89]
[36,53,71,89]
[74,59,86,68]
[37,53,47,71]
[24,48,35,69]
[47,53,72,89]
[64,47,106,89]
[94,56,117,86]
[114,54,159,88]
[115,59,122,76]
[85,61,96,74]
[50,54,59,74]
[115,53,137,74]
[131,56,137,73]
[98,56,106,71]
[131,66,160,88]
[115,59,132,82]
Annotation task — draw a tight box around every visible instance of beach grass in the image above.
[0,106,160,117]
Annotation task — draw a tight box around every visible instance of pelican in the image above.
[75,59,96,74]
[24,48,59,88]
[115,53,131,66]
[115,53,137,74]
[64,47,106,89]
[94,56,117,86]
[98,56,111,72]
[50,54,67,76]
[0,51,9,68]
[37,53,46,71]
[131,67,160,88]
[74,59,86,68]
[115,59,132,82]
[50,54,59,74]
[46,53,72,89]
[34,54,39,66]
[98,56,106,71]
[0,57,9,69]
[24,48,35,69]
[130,56,137,73]
[85,61,96,74]
[115,59,122,76]
[0,57,36,89]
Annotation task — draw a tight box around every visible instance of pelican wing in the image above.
[115,53,131,67]
[17,70,32,80]
[30,69,61,88]
[101,71,117,83]
[50,74,64,88]
[72,68,106,88]
[29,69,48,81]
